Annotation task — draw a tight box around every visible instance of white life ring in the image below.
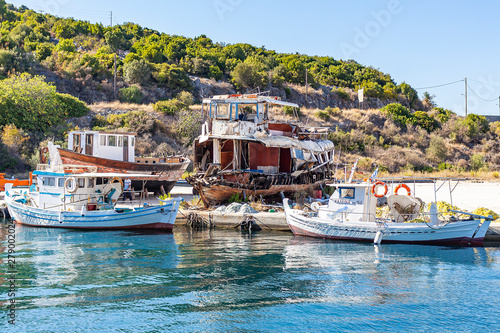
[64,177,78,193]
[311,202,321,212]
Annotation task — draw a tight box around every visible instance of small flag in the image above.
[370,167,379,181]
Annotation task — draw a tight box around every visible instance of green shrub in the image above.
[152,63,191,90]
[361,81,383,98]
[208,65,223,80]
[228,193,243,203]
[327,128,370,152]
[118,86,143,104]
[176,108,203,144]
[332,87,350,100]
[153,98,185,115]
[438,162,452,171]
[123,59,151,85]
[462,114,490,138]
[432,107,454,123]
[284,86,291,99]
[35,43,55,61]
[411,111,438,133]
[470,154,486,171]
[56,93,90,118]
[56,38,76,53]
[315,110,330,121]
[176,91,194,106]
[426,136,447,163]
[0,73,88,132]
[324,106,340,116]
[381,103,412,126]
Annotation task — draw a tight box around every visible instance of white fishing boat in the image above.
[4,164,182,230]
[283,179,493,246]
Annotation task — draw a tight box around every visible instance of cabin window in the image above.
[58,178,65,187]
[100,135,107,146]
[216,103,230,119]
[43,177,55,187]
[77,178,85,188]
[118,136,123,147]
[88,178,94,188]
[73,134,81,150]
[339,187,355,199]
[108,136,117,146]
[96,177,104,185]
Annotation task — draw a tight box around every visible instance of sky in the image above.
[7,0,500,116]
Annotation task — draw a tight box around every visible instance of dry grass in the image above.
[89,101,154,113]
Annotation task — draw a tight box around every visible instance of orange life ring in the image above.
[371,181,388,198]
[395,183,411,196]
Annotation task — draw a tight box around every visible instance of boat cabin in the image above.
[29,167,123,210]
[68,131,136,162]
[320,183,377,222]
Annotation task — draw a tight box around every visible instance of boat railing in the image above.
[36,164,98,173]
[318,206,473,229]
[33,190,158,211]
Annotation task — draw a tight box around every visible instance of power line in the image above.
[466,82,498,102]
[415,79,464,90]
[468,78,500,88]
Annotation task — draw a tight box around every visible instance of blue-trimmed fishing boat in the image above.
[283,179,493,247]
[4,165,182,230]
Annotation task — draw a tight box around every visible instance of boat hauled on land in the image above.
[283,178,493,246]
[4,164,182,230]
[186,93,335,206]
[55,130,190,194]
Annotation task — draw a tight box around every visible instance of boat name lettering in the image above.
[334,199,354,204]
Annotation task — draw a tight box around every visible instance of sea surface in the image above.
[1,221,500,333]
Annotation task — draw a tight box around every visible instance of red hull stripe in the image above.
[14,221,173,231]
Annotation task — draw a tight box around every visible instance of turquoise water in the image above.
[1,221,500,332]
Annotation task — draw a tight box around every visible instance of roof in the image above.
[69,130,138,136]
[33,170,159,179]
[202,96,299,108]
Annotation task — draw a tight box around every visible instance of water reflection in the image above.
[1,222,499,332]
[0,222,180,308]
[283,237,497,306]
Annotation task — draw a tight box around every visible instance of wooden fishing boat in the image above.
[4,165,182,230]
[283,178,493,246]
[186,93,335,206]
[53,131,190,194]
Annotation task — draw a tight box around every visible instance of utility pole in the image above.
[110,11,113,27]
[114,53,117,100]
[464,77,468,116]
[305,68,308,108]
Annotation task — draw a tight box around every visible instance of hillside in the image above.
[0,2,499,179]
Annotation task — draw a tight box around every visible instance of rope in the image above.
[186,212,213,230]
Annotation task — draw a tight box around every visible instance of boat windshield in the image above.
[339,187,355,199]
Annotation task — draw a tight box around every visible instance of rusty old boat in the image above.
[56,131,190,194]
[186,93,335,206]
